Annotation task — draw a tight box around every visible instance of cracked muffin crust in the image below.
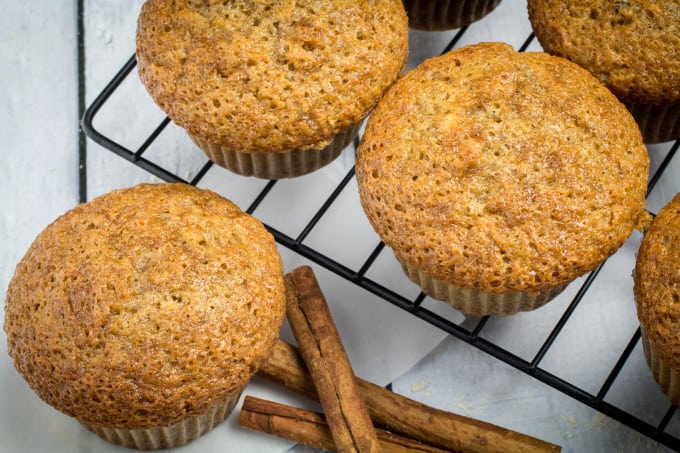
[5,183,285,448]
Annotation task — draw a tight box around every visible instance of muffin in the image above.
[403,0,503,30]
[528,0,680,143]
[634,193,680,405]
[356,42,651,316]
[136,0,409,179]
[4,183,286,449]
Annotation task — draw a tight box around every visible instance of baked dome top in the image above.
[528,0,680,104]
[356,42,650,294]
[635,193,680,369]
[5,183,285,429]
[136,0,408,152]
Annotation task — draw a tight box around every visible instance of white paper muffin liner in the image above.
[83,390,242,450]
[640,328,680,406]
[402,0,502,30]
[626,102,680,144]
[189,121,362,179]
[398,257,568,316]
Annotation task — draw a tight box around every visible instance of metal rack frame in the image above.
[81,29,680,450]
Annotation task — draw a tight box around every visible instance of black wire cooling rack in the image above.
[82,26,680,450]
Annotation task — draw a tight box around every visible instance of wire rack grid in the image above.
[81,14,680,451]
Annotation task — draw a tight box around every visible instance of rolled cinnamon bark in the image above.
[258,339,561,453]
[284,265,382,453]
[239,395,449,453]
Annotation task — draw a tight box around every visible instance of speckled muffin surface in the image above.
[356,42,650,297]
[136,0,408,154]
[635,193,680,371]
[4,183,285,430]
[527,0,680,106]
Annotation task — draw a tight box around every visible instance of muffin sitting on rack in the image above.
[356,42,651,317]
[634,193,680,406]
[528,0,680,143]
[4,183,286,450]
[403,0,503,30]
[136,0,409,179]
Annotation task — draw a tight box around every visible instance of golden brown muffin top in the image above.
[356,42,650,295]
[528,0,680,104]
[635,193,680,369]
[4,183,285,429]
[136,0,408,153]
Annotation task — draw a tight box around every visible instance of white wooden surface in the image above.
[2,1,679,452]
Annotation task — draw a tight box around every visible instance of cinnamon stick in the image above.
[284,265,382,453]
[239,395,449,453]
[258,339,561,453]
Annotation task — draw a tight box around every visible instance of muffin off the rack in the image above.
[136,0,409,178]
[4,183,286,449]
[356,42,650,317]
